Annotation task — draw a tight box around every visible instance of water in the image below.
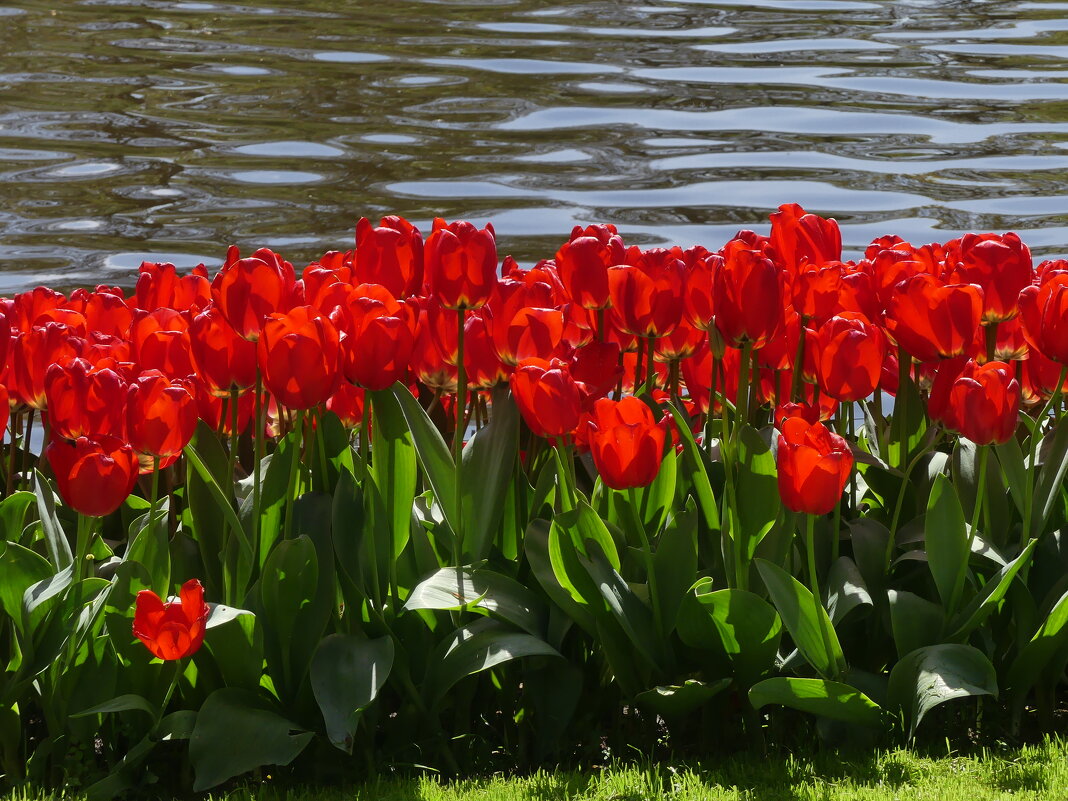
[2,0,1068,294]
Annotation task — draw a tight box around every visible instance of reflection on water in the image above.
[2,0,1068,292]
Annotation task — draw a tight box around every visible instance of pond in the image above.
[1,0,1068,293]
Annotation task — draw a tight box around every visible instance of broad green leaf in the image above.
[202,607,262,692]
[404,566,544,636]
[628,449,677,534]
[389,382,458,536]
[947,537,1038,641]
[184,438,251,565]
[755,558,846,681]
[1006,588,1068,704]
[750,678,886,728]
[888,590,944,659]
[1033,421,1068,537]
[995,434,1027,518]
[693,581,781,687]
[0,540,52,635]
[887,644,998,739]
[205,603,254,629]
[460,384,520,561]
[33,470,72,570]
[636,678,731,720]
[189,688,313,792]
[123,511,170,597]
[331,466,366,591]
[72,694,155,719]
[652,501,698,634]
[0,491,36,541]
[667,400,720,531]
[369,388,417,559]
[825,557,872,626]
[310,634,394,753]
[259,535,320,700]
[735,425,780,559]
[925,473,968,612]
[524,519,597,633]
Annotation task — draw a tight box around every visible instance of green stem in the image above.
[791,319,807,403]
[984,323,998,363]
[148,456,161,524]
[597,307,606,342]
[6,408,19,495]
[950,445,988,617]
[733,341,753,444]
[316,408,330,494]
[283,410,304,540]
[21,409,34,493]
[229,388,240,483]
[805,513,837,677]
[629,487,664,645]
[886,434,940,569]
[75,514,91,582]
[645,335,656,393]
[1022,365,1067,547]
[895,346,910,471]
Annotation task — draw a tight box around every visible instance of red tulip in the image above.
[682,249,721,332]
[945,232,1032,323]
[212,255,288,340]
[44,359,128,441]
[10,323,84,409]
[189,307,258,396]
[132,579,209,661]
[510,358,583,439]
[424,218,498,310]
[555,224,625,310]
[607,248,685,338]
[258,306,340,409]
[815,313,885,402]
[326,381,366,428]
[713,242,783,349]
[133,262,211,314]
[1020,273,1068,365]
[570,341,622,406]
[343,311,414,391]
[583,396,668,490]
[928,358,1020,445]
[354,216,423,298]
[126,372,198,460]
[45,435,139,518]
[769,203,842,274]
[883,274,982,362]
[776,417,853,516]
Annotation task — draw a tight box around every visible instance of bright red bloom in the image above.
[343,310,414,391]
[45,435,139,518]
[713,243,783,349]
[44,359,128,441]
[928,358,1020,445]
[583,396,668,490]
[258,306,340,409]
[769,203,842,274]
[83,290,133,339]
[945,232,1032,323]
[682,250,721,331]
[607,248,685,338]
[791,262,847,325]
[883,274,983,362]
[212,255,288,340]
[132,579,209,661]
[126,372,198,460]
[815,313,885,402]
[326,381,366,428]
[463,313,508,390]
[776,417,853,516]
[555,224,625,310]
[424,218,498,310]
[189,307,258,396]
[1020,273,1068,365]
[354,216,423,298]
[570,341,622,405]
[510,358,583,439]
[133,262,211,314]
[10,323,84,409]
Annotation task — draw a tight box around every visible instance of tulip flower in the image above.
[424,218,498,310]
[212,255,288,341]
[883,274,983,362]
[776,417,853,516]
[189,307,258,396]
[555,224,625,311]
[928,358,1020,446]
[607,249,686,339]
[1020,273,1068,365]
[510,358,583,439]
[769,203,842,275]
[258,306,340,409]
[583,396,668,490]
[354,215,423,299]
[815,312,885,402]
[44,359,128,441]
[10,323,85,409]
[133,261,211,314]
[132,579,209,661]
[945,232,1032,323]
[713,243,783,350]
[126,371,198,460]
[45,435,139,518]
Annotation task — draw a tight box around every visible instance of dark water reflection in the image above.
[2,0,1068,292]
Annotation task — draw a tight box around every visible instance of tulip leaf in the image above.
[628,449,677,535]
[735,425,780,559]
[71,694,156,719]
[259,535,320,701]
[755,558,846,681]
[205,602,254,629]
[924,473,968,613]
[404,566,545,636]
[369,389,417,559]
[749,678,887,728]
[310,634,394,754]
[0,491,36,542]
[635,678,732,720]
[887,644,997,740]
[995,435,1028,518]
[947,537,1038,641]
[183,439,251,565]
[651,500,698,634]
[667,400,720,531]
[123,511,170,598]
[693,581,782,688]
[0,540,52,636]
[888,590,945,659]
[825,557,872,626]
[426,620,561,708]
[33,470,72,571]
[389,382,459,539]
[1007,588,1068,708]
[331,466,367,591]
[1033,420,1068,538]
[203,605,262,692]
[460,384,520,562]
[524,518,597,634]
[189,688,313,792]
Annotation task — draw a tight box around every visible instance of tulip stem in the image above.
[950,445,988,617]
[228,388,240,485]
[149,456,160,525]
[629,487,664,647]
[253,365,264,554]
[283,410,304,540]
[791,319,807,403]
[597,308,606,342]
[21,409,34,492]
[734,341,753,441]
[984,323,998,363]
[886,435,939,569]
[454,308,467,568]
[316,408,330,494]
[805,513,836,674]
[1022,365,1067,547]
[894,346,910,470]
[645,336,656,393]
[6,408,18,494]
[75,513,91,582]
[634,342,645,394]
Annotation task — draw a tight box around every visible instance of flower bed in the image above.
[2,205,1067,794]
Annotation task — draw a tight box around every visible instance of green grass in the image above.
[8,739,1068,800]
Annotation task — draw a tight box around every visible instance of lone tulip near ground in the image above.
[133,579,209,661]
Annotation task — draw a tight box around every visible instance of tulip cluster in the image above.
[1,205,1061,516]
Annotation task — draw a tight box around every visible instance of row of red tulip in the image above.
[1,204,1061,518]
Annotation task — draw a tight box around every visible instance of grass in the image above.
[7,738,1068,801]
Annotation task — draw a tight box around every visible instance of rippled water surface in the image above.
[3,0,1068,292]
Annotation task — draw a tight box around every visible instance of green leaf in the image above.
[184,439,251,564]
[428,622,561,707]
[461,384,520,561]
[389,382,458,536]
[652,501,698,634]
[124,511,170,597]
[887,644,998,739]
[825,557,872,626]
[888,590,944,660]
[259,535,321,700]
[202,607,262,692]
[1007,587,1068,707]
[667,400,720,531]
[636,678,731,720]
[735,425,780,559]
[1033,421,1068,537]
[369,389,417,559]
[925,473,968,612]
[72,694,155,719]
[0,491,36,541]
[947,537,1038,641]
[524,519,597,633]
[310,634,394,753]
[0,540,52,635]
[404,566,545,636]
[693,581,781,687]
[755,558,846,680]
[33,470,72,570]
[331,466,366,591]
[205,603,254,630]
[189,688,313,792]
[750,678,886,728]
